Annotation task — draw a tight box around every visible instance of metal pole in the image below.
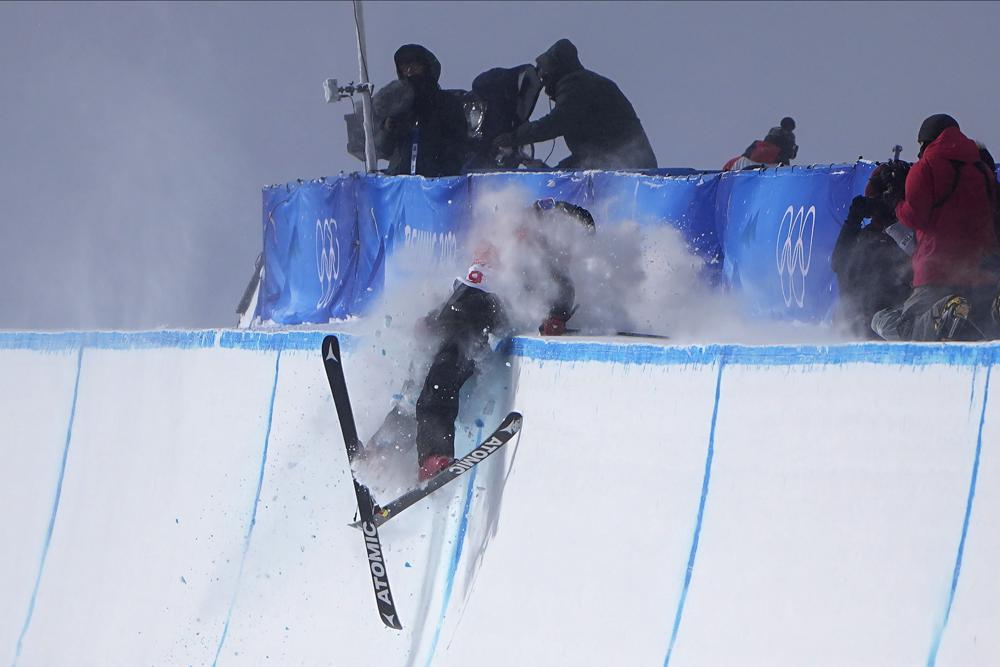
[353,0,377,172]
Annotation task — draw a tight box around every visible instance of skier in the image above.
[363,199,596,483]
[722,117,798,171]
[870,114,1000,341]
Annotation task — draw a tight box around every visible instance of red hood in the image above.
[921,126,981,162]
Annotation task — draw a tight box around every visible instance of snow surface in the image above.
[1,331,998,666]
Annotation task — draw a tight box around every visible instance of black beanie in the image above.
[780,116,795,131]
[917,114,959,144]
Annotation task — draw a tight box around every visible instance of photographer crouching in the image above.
[868,114,1000,341]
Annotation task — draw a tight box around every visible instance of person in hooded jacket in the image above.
[722,117,798,171]
[870,114,1000,341]
[493,38,657,171]
[377,44,468,177]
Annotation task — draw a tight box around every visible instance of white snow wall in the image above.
[2,330,999,667]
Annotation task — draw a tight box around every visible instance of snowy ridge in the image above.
[1,331,998,666]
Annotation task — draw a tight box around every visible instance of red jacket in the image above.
[895,126,999,287]
[722,140,782,171]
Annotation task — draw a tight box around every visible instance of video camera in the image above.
[868,144,911,206]
[336,65,543,171]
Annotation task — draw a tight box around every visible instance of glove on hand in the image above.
[492,132,515,149]
[847,195,873,222]
[539,316,568,336]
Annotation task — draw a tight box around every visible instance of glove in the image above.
[847,195,872,222]
[539,316,568,336]
[493,132,515,149]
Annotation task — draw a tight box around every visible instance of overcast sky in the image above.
[2,1,998,330]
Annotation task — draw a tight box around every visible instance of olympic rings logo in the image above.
[315,217,340,310]
[775,205,815,308]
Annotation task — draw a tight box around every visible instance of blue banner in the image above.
[257,163,882,326]
[717,163,874,322]
[357,174,472,292]
[590,171,723,264]
[259,178,363,324]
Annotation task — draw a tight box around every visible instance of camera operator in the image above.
[831,158,914,338]
[870,114,1000,341]
[492,38,657,171]
[375,44,467,177]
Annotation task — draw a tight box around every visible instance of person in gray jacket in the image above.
[494,38,657,171]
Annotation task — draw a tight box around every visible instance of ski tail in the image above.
[355,481,404,630]
[322,335,403,630]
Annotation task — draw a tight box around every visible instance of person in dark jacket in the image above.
[376,44,468,177]
[871,114,1000,341]
[831,163,914,338]
[723,117,798,170]
[493,39,657,171]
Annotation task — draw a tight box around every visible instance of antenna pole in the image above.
[353,0,377,172]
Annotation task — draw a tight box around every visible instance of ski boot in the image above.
[935,295,972,341]
[418,455,453,483]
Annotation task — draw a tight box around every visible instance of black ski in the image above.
[351,411,523,530]
[322,335,403,630]
[565,328,670,340]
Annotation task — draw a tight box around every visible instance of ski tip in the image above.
[322,335,341,360]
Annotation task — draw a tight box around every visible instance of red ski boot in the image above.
[418,455,453,483]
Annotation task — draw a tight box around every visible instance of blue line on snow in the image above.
[0,330,360,353]
[218,330,358,351]
[424,426,482,667]
[927,365,992,667]
[0,330,217,351]
[663,359,725,667]
[3,330,999,368]
[510,337,1000,368]
[967,365,979,416]
[212,350,282,667]
[11,347,83,667]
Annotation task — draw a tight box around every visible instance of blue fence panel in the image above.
[468,171,592,211]
[257,163,885,325]
[590,171,723,265]
[717,163,874,323]
[260,177,367,324]
[357,175,472,293]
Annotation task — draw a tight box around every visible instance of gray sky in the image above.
[2,1,998,330]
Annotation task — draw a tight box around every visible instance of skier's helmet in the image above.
[531,198,596,234]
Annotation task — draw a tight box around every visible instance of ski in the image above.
[322,335,403,630]
[351,411,523,530]
[565,328,670,340]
